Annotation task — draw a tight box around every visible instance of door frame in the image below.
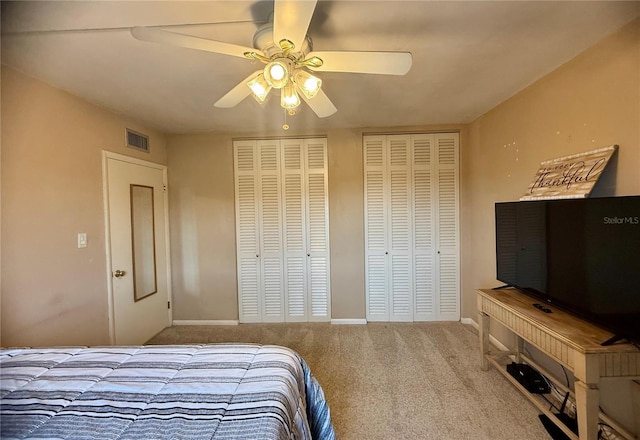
[102,151,173,344]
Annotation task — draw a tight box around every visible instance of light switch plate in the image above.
[78,233,87,248]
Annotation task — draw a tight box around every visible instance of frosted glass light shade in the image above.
[264,61,289,89]
[294,70,322,99]
[247,73,271,102]
[281,83,301,109]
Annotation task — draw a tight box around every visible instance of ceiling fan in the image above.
[131,0,412,119]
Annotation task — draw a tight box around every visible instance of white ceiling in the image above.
[2,1,639,135]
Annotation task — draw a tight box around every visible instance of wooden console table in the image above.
[477,288,640,440]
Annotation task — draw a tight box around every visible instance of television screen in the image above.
[495,196,640,345]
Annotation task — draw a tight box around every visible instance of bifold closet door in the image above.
[234,140,285,323]
[235,138,330,323]
[281,138,330,322]
[364,133,460,322]
[365,135,414,321]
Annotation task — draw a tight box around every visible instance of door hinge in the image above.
[163,184,167,192]
[168,301,171,309]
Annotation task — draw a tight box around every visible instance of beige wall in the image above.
[462,18,640,323]
[165,133,237,320]
[166,125,466,321]
[1,66,167,346]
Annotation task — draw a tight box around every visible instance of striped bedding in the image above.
[0,344,335,440]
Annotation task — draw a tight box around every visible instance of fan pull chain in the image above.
[283,108,295,130]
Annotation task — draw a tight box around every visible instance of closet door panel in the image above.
[364,136,389,321]
[234,141,261,322]
[285,256,306,319]
[309,256,329,318]
[305,139,330,321]
[413,134,436,320]
[435,134,460,321]
[390,255,411,320]
[258,141,284,321]
[388,136,412,321]
[238,258,260,319]
[281,140,307,321]
[366,254,388,319]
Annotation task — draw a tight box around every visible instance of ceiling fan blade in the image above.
[214,71,262,108]
[273,0,317,52]
[131,27,255,59]
[307,51,413,75]
[300,88,337,118]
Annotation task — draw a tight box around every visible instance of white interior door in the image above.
[104,152,170,344]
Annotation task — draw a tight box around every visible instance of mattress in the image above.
[0,344,335,440]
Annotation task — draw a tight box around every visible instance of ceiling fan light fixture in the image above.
[264,60,289,89]
[281,83,301,109]
[294,70,322,99]
[247,73,272,102]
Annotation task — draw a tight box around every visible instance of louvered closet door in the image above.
[257,140,285,322]
[364,133,459,322]
[412,134,437,321]
[235,138,330,323]
[364,136,389,321]
[281,139,307,321]
[388,136,413,321]
[434,133,460,321]
[305,138,331,321]
[234,141,261,322]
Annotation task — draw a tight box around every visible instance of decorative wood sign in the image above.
[520,145,618,201]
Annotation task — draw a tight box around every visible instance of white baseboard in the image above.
[460,317,476,327]
[331,318,367,325]
[460,317,510,352]
[172,320,239,326]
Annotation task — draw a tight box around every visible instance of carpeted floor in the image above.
[147,322,551,439]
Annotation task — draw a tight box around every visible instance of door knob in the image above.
[113,269,126,278]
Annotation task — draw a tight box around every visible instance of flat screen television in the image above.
[495,196,640,345]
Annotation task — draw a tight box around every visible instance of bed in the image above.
[0,344,335,440]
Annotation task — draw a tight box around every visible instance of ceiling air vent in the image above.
[126,128,150,153]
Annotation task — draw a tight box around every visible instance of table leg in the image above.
[574,379,600,440]
[479,311,490,371]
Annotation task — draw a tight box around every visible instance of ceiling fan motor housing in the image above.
[253,23,312,60]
